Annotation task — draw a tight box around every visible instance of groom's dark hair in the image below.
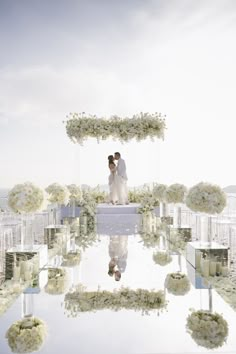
[114,152,121,158]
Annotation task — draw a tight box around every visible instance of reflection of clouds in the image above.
[108,236,128,273]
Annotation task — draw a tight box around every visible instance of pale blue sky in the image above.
[1,0,236,188]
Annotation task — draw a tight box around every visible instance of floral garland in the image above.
[186,310,228,349]
[6,316,47,353]
[165,183,187,204]
[152,251,172,266]
[165,272,190,296]
[44,268,68,295]
[67,184,82,204]
[8,182,44,213]
[186,182,227,214]
[45,183,68,204]
[153,183,168,202]
[65,112,166,145]
[62,251,81,267]
[64,285,167,317]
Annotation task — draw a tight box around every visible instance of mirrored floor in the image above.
[1,234,236,354]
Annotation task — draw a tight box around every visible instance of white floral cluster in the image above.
[64,286,167,317]
[80,190,97,217]
[6,316,47,353]
[0,281,26,316]
[44,268,68,295]
[67,184,82,204]
[165,183,187,204]
[153,184,168,202]
[45,183,68,204]
[65,112,166,145]
[186,310,228,349]
[168,230,187,252]
[140,230,161,248]
[152,251,172,266]
[8,182,44,213]
[165,272,190,296]
[186,182,227,214]
[62,251,81,267]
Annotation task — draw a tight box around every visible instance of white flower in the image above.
[186,182,226,214]
[67,184,82,204]
[165,183,187,204]
[65,112,166,145]
[62,251,81,267]
[8,182,44,213]
[6,316,47,353]
[186,310,228,349]
[165,272,190,296]
[153,251,172,266]
[44,268,68,295]
[153,184,168,202]
[64,286,167,317]
[45,183,68,204]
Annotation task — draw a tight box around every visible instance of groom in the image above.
[114,152,129,204]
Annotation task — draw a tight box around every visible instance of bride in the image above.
[108,155,126,204]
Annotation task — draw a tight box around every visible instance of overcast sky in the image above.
[1,0,236,188]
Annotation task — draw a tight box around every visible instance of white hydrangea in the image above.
[165,272,190,296]
[8,182,44,213]
[152,251,172,266]
[153,184,168,202]
[44,268,68,295]
[65,112,166,145]
[165,183,187,204]
[6,316,47,353]
[45,183,68,204]
[186,310,228,349]
[186,182,227,214]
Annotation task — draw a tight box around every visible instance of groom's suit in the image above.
[117,158,128,180]
[117,158,128,204]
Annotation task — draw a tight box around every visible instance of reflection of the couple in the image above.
[108,235,128,281]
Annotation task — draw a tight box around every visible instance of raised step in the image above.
[97,203,140,215]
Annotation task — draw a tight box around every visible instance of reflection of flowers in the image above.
[140,231,161,248]
[8,182,44,213]
[168,230,186,252]
[165,184,187,204]
[153,251,172,266]
[6,316,47,353]
[186,182,227,214]
[64,285,167,317]
[45,183,68,204]
[186,310,228,349]
[75,215,97,250]
[165,273,190,296]
[44,268,68,295]
[65,112,166,145]
[62,251,81,267]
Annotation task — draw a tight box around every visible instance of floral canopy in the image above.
[64,112,166,145]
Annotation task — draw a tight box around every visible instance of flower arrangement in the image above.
[65,112,166,145]
[165,183,187,204]
[186,310,228,349]
[67,184,82,204]
[8,182,44,213]
[140,230,161,248]
[80,190,97,217]
[165,272,190,296]
[152,251,172,266]
[44,268,68,295]
[186,182,227,214]
[6,316,47,353]
[45,183,68,204]
[64,285,167,317]
[153,184,168,202]
[168,229,187,252]
[62,251,81,267]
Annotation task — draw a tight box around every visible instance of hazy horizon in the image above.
[1,0,236,189]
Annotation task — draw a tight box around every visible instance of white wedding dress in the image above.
[109,166,126,204]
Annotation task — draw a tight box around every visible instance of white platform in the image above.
[97,203,140,215]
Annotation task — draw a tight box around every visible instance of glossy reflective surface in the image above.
[1,233,236,354]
